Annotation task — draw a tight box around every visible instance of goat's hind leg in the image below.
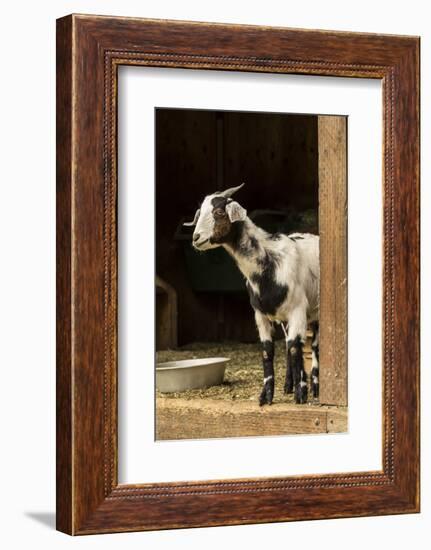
[255,311,275,406]
[310,321,319,399]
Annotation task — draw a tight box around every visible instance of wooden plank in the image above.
[156,398,347,440]
[327,407,348,433]
[318,116,348,406]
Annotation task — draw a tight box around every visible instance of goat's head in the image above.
[184,183,247,251]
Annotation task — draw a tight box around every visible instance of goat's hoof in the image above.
[311,368,319,399]
[284,383,293,395]
[294,383,308,404]
[259,380,274,406]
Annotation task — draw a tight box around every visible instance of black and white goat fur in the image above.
[184,183,320,406]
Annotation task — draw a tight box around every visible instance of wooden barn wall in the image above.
[223,111,318,213]
[155,108,318,347]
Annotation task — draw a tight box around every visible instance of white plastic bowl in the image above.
[156,357,230,393]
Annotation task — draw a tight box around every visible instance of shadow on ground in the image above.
[25,512,55,530]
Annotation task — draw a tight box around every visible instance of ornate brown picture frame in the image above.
[56,14,420,534]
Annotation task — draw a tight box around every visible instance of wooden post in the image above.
[318,116,348,406]
[156,275,178,350]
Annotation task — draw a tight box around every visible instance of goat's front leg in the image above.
[255,311,275,406]
[287,309,308,404]
[281,322,293,394]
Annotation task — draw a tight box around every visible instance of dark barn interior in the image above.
[155,108,319,349]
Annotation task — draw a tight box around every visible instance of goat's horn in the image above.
[217,182,245,198]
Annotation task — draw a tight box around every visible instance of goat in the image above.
[184,183,320,405]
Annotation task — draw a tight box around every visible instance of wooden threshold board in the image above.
[156,398,347,440]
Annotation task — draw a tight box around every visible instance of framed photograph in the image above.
[152,107,347,442]
[56,14,420,534]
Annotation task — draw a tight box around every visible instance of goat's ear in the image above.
[226,201,247,223]
[183,208,201,226]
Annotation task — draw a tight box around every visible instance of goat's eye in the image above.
[214,208,225,218]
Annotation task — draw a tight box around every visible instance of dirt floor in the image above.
[156,337,315,405]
